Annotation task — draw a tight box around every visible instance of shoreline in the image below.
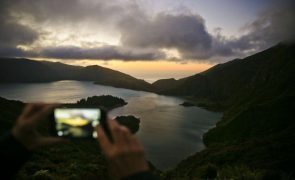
[0,82,223,174]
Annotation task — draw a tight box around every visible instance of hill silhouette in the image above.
[0,58,153,91]
[1,43,294,178]
[154,43,295,109]
[0,95,149,178]
[162,43,295,179]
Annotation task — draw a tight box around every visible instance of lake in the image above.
[0,80,221,170]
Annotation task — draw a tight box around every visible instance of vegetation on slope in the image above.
[0,95,147,179]
[74,95,127,110]
[154,43,295,106]
[164,43,295,179]
[0,58,154,91]
[1,43,295,179]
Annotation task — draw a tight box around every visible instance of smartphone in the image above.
[50,108,110,139]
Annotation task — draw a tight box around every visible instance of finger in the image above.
[20,103,48,120]
[22,103,50,119]
[30,104,60,124]
[109,119,126,145]
[130,135,140,145]
[120,126,132,146]
[27,103,47,112]
[20,104,35,118]
[129,135,142,150]
[96,126,112,152]
[37,137,67,147]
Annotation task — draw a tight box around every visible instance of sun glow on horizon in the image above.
[33,58,214,83]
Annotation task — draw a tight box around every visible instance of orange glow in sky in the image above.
[46,59,214,83]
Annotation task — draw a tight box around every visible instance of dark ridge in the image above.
[0,57,154,92]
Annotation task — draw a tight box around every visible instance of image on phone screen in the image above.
[54,108,101,138]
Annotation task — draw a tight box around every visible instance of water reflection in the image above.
[110,94,220,169]
[0,81,221,170]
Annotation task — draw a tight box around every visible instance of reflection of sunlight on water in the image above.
[0,80,222,170]
[111,97,221,169]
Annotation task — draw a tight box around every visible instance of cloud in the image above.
[7,0,144,34]
[0,0,294,61]
[119,0,295,60]
[36,46,165,61]
[0,46,26,57]
[0,21,38,47]
[218,0,295,56]
[120,13,214,59]
[0,0,39,57]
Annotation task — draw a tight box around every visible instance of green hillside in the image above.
[1,43,294,179]
[155,43,295,107]
[0,95,147,179]
[0,58,154,91]
[163,43,295,179]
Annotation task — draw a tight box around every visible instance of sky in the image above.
[0,0,294,82]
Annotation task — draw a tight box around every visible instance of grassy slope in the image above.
[0,58,154,92]
[155,43,295,106]
[164,43,295,179]
[1,43,294,178]
[0,96,147,179]
[166,96,295,179]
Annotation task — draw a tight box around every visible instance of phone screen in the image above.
[54,108,101,138]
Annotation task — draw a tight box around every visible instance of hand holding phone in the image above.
[51,108,111,140]
[13,104,65,150]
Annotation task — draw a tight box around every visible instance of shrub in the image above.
[33,169,52,180]
[217,165,263,180]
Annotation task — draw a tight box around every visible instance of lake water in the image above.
[0,80,221,170]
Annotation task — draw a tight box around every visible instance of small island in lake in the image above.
[67,95,140,134]
[0,95,148,179]
[115,116,140,134]
[74,95,127,110]
[180,101,196,107]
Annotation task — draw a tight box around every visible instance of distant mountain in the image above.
[152,78,179,92]
[0,58,154,91]
[1,43,294,178]
[164,43,295,179]
[154,43,295,109]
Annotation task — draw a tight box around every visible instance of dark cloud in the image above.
[0,21,38,47]
[119,0,295,60]
[120,13,214,59]
[7,0,144,31]
[218,0,295,56]
[37,46,165,61]
[0,0,294,61]
[0,46,26,57]
[0,0,39,57]
[0,0,152,60]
